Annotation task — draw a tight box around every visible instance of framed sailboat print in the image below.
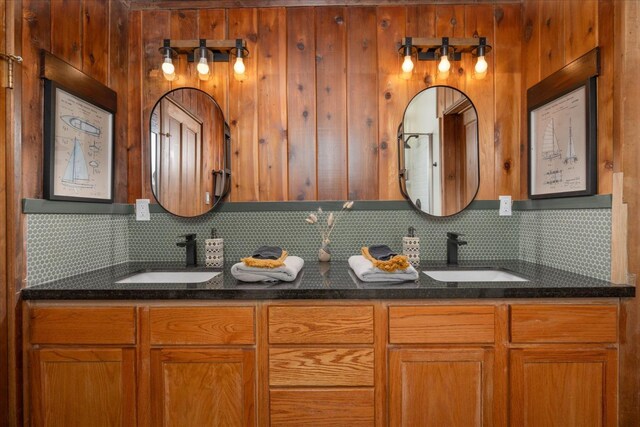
[43,79,115,203]
[527,48,599,199]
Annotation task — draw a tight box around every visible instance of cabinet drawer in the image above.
[30,307,136,345]
[269,306,374,344]
[389,305,495,344]
[510,304,617,343]
[269,348,374,386]
[270,389,374,426]
[150,307,255,345]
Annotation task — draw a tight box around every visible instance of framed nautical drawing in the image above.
[527,48,599,199]
[43,79,115,203]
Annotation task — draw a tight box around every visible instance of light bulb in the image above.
[161,57,174,75]
[234,57,246,75]
[438,55,450,73]
[475,56,488,74]
[163,71,177,82]
[196,57,209,75]
[401,55,414,73]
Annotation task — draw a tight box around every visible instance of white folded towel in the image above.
[231,256,305,282]
[348,255,419,282]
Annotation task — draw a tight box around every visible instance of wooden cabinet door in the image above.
[151,348,255,427]
[510,348,617,427]
[30,348,136,427]
[389,348,494,427]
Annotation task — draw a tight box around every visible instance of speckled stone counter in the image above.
[21,260,634,300]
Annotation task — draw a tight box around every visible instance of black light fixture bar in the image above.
[400,36,491,61]
[162,38,247,63]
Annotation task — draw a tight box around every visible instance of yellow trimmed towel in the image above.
[361,247,410,272]
[241,250,288,268]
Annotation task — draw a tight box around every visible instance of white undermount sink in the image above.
[116,271,221,284]
[423,269,528,282]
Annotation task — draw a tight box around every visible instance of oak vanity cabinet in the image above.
[509,304,619,427]
[26,306,137,427]
[146,307,256,427]
[387,306,498,427]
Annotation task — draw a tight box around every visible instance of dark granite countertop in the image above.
[21,260,635,300]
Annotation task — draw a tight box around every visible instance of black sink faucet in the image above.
[177,234,197,267]
[446,232,467,265]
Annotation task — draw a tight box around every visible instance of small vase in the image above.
[318,243,331,262]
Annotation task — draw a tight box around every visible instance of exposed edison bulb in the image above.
[475,55,488,74]
[401,55,414,73]
[196,57,209,76]
[161,57,175,75]
[438,55,451,73]
[234,56,246,75]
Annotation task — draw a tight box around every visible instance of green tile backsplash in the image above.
[25,206,612,285]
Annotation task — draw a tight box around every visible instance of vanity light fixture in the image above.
[159,38,249,82]
[398,36,492,80]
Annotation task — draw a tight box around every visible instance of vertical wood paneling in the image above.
[376,7,405,201]
[128,11,143,202]
[538,1,564,80]
[464,5,495,200]
[21,0,51,199]
[50,0,81,69]
[564,0,597,64]
[316,7,347,200]
[286,8,317,201]
[493,5,521,197]
[170,10,198,89]
[347,7,378,200]
[405,5,437,96]
[82,0,109,84]
[520,0,539,198]
[199,9,228,118]
[435,5,466,90]
[256,8,287,201]
[597,0,614,194]
[110,0,129,203]
[141,11,171,201]
[228,8,259,201]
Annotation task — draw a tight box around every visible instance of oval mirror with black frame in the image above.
[398,86,479,217]
[150,88,231,217]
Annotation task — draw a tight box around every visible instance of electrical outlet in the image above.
[205,192,211,205]
[136,199,150,221]
[499,195,512,216]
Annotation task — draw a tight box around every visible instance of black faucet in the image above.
[177,234,197,267]
[446,232,467,265]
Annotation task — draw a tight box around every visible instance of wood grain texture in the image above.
[597,0,614,194]
[131,0,525,9]
[257,7,288,201]
[316,7,347,200]
[31,348,136,427]
[538,0,564,80]
[510,304,618,343]
[151,348,255,427]
[389,348,494,427]
[269,347,374,386]
[82,0,109,84]
[269,305,374,344]
[286,7,317,201]
[149,306,255,345]
[270,388,375,426]
[493,5,521,197]
[346,7,378,200]
[405,5,436,95]
[50,0,81,69]
[30,307,136,345]
[510,347,617,427]
[228,7,259,201]
[376,6,405,201]
[170,9,198,89]
[199,9,229,118]
[435,5,466,88]
[127,11,143,202]
[389,305,495,344]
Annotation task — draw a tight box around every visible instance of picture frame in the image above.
[42,51,117,203]
[527,48,599,199]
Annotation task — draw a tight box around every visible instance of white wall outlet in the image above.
[499,195,512,216]
[136,199,151,221]
[205,192,211,205]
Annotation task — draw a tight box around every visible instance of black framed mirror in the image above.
[398,86,479,217]
[149,88,231,217]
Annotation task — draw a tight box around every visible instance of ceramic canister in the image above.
[205,238,224,268]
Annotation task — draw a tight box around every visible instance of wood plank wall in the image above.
[128,4,523,203]
[521,0,613,197]
[20,0,129,202]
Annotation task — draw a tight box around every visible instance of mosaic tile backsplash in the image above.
[27,214,129,285]
[25,206,612,284]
